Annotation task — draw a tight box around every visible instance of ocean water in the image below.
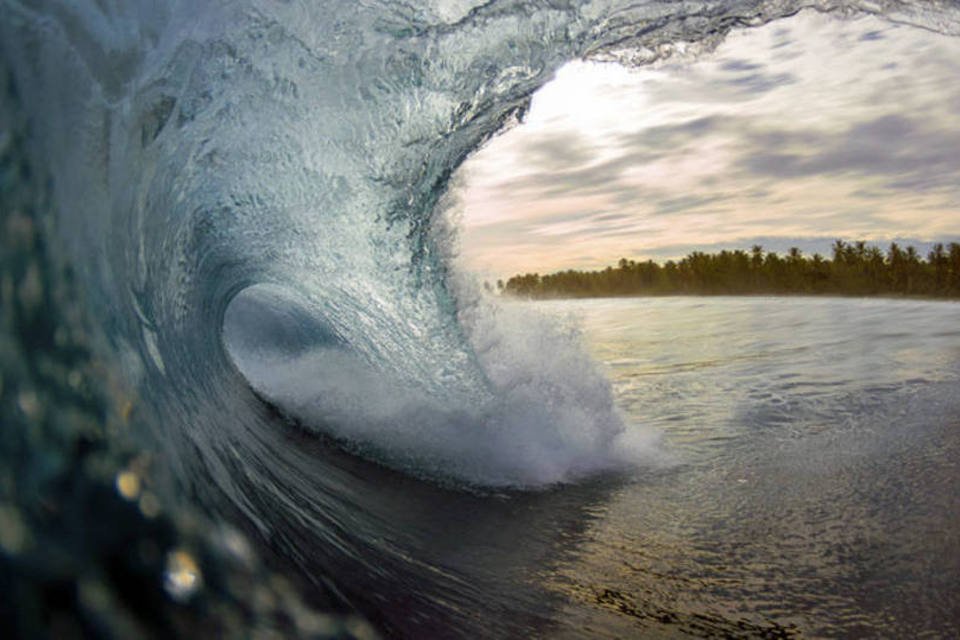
[526,296,960,637]
[4,1,960,638]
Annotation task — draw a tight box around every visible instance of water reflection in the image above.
[533,297,960,637]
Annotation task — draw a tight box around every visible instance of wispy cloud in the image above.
[456,11,960,278]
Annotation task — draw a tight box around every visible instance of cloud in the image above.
[738,114,960,192]
[652,194,733,216]
[489,107,960,229]
[723,71,797,94]
[592,212,635,222]
[496,148,659,198]
[721,59,764,72]
[860,30,885,41]
[488,115,737,205]
[522,130,596,171]
[456,12,960,278]
[643,69,794,104]
[620,115,731,148]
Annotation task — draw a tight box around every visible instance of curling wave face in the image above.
[2,0,958,636]
[223,282,639,486]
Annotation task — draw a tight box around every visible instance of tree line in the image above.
[499,240,960,299]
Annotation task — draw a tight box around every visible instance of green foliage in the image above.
[503,241,960,299]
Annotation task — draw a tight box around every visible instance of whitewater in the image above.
[2,0,959,637]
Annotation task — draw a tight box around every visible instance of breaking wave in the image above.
[2,0,956,636]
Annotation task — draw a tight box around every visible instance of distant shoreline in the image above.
[504,291,960,302]
[497,240,960,301]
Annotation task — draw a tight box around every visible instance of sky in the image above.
[453,11,960,280]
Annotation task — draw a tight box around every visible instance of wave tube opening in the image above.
[222,277,652,488]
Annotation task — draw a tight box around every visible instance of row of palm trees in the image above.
[500,240,960,298]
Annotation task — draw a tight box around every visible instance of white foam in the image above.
[225,282,659,488]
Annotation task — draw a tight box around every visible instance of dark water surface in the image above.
[526,296,960,638]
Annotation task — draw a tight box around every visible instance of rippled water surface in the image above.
[527,296,960,638]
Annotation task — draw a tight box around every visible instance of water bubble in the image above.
[345,617,381,640]
[115,471,141,501]
[17,390,40,420]
[218,526,254,568]
[138,492,160,518]
[164,549,203,602]
[0,504,28,554]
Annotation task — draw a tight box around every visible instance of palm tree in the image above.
[949,243,960,293]
[832,239,847,264]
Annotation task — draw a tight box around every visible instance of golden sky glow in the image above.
[453,11,960,279]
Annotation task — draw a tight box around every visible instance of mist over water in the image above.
[3,0,960,637]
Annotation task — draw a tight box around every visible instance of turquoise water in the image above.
[527,296,960,637]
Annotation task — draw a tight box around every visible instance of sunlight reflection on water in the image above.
[530,296,960,638]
